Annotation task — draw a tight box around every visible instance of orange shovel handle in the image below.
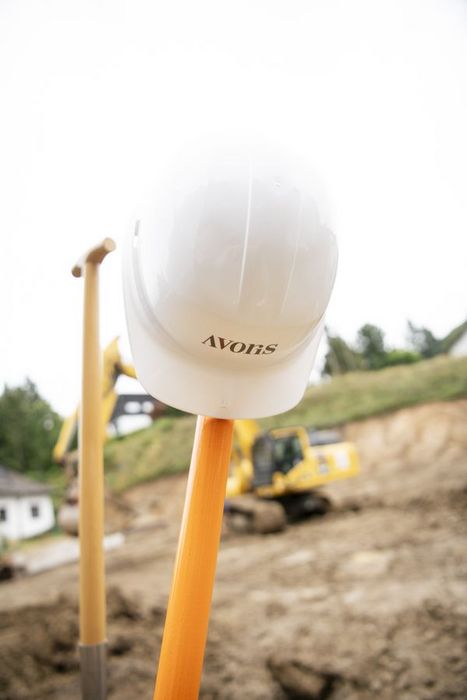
[153,416,234,700]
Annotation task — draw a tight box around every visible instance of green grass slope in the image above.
[104,354,467,492]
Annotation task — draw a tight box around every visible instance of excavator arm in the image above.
[53,408,79,464]
[53,338,138,464]
[226,420,262,497]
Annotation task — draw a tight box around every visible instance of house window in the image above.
[0,507,7,522]
[31,504,40,518]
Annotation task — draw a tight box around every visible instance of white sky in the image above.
[1,0,466,416]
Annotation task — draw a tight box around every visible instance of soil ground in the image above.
[1,400,467,700]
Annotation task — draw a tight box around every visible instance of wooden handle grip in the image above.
[72,238,116,277]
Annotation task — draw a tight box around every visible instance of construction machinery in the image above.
[225,419,360,533]
[53,338,167,466]
[54,338,164,535]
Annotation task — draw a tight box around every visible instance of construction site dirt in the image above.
[1,400,467,700]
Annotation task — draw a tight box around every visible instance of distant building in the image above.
[0,465,55,540]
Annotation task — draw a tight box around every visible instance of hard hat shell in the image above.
[123,153,338,419]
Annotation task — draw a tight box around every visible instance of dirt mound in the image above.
[344,399,467,471]
[266,600,467,700]
[0,588,161,700]
[0,587,272,700]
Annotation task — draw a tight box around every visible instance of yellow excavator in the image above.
[225,419,360,533]
[54,338,164,534]
[56,338,136,465]
[55,342,359,536]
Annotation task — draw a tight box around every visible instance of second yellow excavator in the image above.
[54,338,165,534]
[54,338,169,465]
[225,419,360,533]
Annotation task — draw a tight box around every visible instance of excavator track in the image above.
[224,490,331,535]
[224,496,287,535]
[279,491,331,521]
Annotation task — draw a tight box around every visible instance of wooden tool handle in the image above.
[72,238,116,277]
[153,416,234,699]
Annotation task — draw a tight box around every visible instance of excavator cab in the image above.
[252,432,303,488]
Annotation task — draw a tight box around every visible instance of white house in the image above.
[0,465,55,541]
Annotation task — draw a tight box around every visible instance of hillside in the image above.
[104,354,467,492]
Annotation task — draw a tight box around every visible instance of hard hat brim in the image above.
[124,290,324,419]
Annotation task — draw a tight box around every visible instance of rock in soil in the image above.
[268,654,336,699]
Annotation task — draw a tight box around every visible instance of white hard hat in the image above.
[123,151,338,419]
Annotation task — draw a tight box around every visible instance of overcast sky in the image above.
[1,0,466,416]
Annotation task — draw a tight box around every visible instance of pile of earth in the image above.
[0,588,163,700]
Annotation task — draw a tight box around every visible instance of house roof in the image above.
[0,465,51,497]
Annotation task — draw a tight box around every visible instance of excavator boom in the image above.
[53,339,139,464]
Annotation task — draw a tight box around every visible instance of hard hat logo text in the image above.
[202,335,278,355]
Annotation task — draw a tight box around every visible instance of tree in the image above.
[407,321,441,358]
[357,324,387,370]
[439,320,467,354]
[0,379,61,475]
[322,330,364,376]
[323,323,425,377]
[383,349,421,367]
